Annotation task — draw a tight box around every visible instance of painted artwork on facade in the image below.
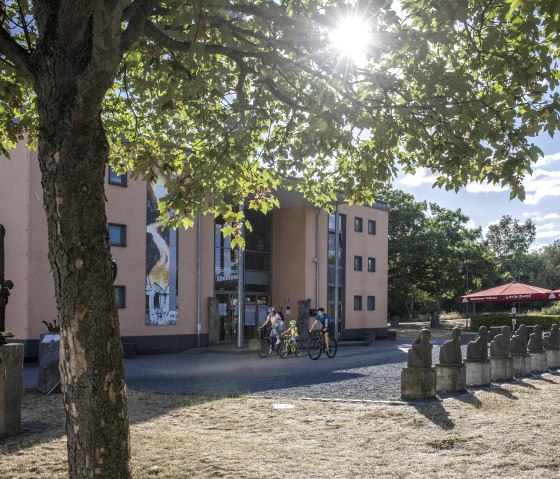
[146,176,178,325]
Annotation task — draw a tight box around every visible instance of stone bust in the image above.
[490,325,511,358]
[407,329,433,368]
[543,324,559,350]
[528,324,545,353]
[466,325,489,360]
[439,327,463,366]
[510,324,528,354]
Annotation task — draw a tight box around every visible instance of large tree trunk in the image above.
[33,3,131,478]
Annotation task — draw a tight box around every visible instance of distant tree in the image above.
[485,215,536,280]
[381,189,497,317]
[523,240,560,290]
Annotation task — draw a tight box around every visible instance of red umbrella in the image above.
[459,282,554,303]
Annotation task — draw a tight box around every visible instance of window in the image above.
[354,295,362,310]
[368,257,376,272]
[354,217,363,232]
[368,220,376,235]
[354,256,362,271]
[108,167,127,186]
[367,296,376,311]
[108,223,127,246]
[114,286,126,308]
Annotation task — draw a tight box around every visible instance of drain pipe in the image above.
[196,215,202,347]
[315,208,320,309]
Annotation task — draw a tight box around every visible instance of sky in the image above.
[394,133,560,250]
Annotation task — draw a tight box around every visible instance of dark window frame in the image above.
[367,296,376,311]
[368,219,376,235]
[108,223,127,247]
[114,285,126,308]
[354,295,362,310]
[108,166,127,186]
[354,217,363,232]
[354,255,363,271]
[368,257,376,272]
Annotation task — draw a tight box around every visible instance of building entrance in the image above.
[216,293,237,341]
[216,293,269,341]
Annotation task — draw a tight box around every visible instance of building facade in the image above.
[1,144,389,359]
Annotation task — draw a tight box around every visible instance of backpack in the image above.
[276,311,285,330]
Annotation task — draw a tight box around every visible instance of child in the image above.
[282,319,299,342]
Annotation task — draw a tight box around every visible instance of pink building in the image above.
[1,143,388,358]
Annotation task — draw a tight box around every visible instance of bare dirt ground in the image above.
[2,373,560,479]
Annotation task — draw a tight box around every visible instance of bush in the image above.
[470,313,560,331]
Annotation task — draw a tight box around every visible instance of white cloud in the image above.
[466,219,477,229]
[465,182,505,193]
[536,222,557,233]
[397,168,437,187]
[535,151,560,167]
[523,168,560,205]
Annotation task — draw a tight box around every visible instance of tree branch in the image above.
[0,25,33,77]
[120,0,160,54]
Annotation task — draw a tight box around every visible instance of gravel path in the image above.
[24,337,455,401]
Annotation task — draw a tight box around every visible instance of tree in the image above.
[2,1,559,477]
[381,188,498,317]
[485,214,536,279]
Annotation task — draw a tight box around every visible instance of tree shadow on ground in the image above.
[406,400,455,430]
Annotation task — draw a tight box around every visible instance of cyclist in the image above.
[259,306,283,352]
[309,307,331,350]
[282,319,299,342]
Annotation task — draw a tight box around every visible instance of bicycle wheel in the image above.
[257,338,270,358]
[326,339,338,358]
[279,342,288,359]
[308,338,322,360]
[295,341,304,357]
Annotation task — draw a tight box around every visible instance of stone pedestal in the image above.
[0,344,24,438]
[545,349,560,369]
[490,356,513,381]
[511,353,530,377]
[529,351,548,373]
[435,364,466,393]
[38,333,60,394]
[465,359,491,386]
[401,367,436,399]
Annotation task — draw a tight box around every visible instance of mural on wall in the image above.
[146,176,178,325]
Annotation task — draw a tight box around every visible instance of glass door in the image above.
[216,293,237,341]
[243,294,269,339]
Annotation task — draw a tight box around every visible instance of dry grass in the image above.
[2,375,560,479]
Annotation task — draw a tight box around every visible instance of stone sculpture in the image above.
[466,326,489,360]
[490,326,511,358]
[528,324,545,353]
[543,324,560,350]
[407,329,433,368]
[510,324,528,354]
[439,327,463,365]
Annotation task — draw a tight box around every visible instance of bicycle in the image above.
[257,327,280,358]
[307,329,337,360]
[278,336,304,359]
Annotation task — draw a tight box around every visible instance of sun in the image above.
[329,15,372,65]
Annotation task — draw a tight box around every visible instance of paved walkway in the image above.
[25,337,449,401]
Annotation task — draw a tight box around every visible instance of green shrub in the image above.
[470,313,560,331]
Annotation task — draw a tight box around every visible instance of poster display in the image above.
[146,175,178,325]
